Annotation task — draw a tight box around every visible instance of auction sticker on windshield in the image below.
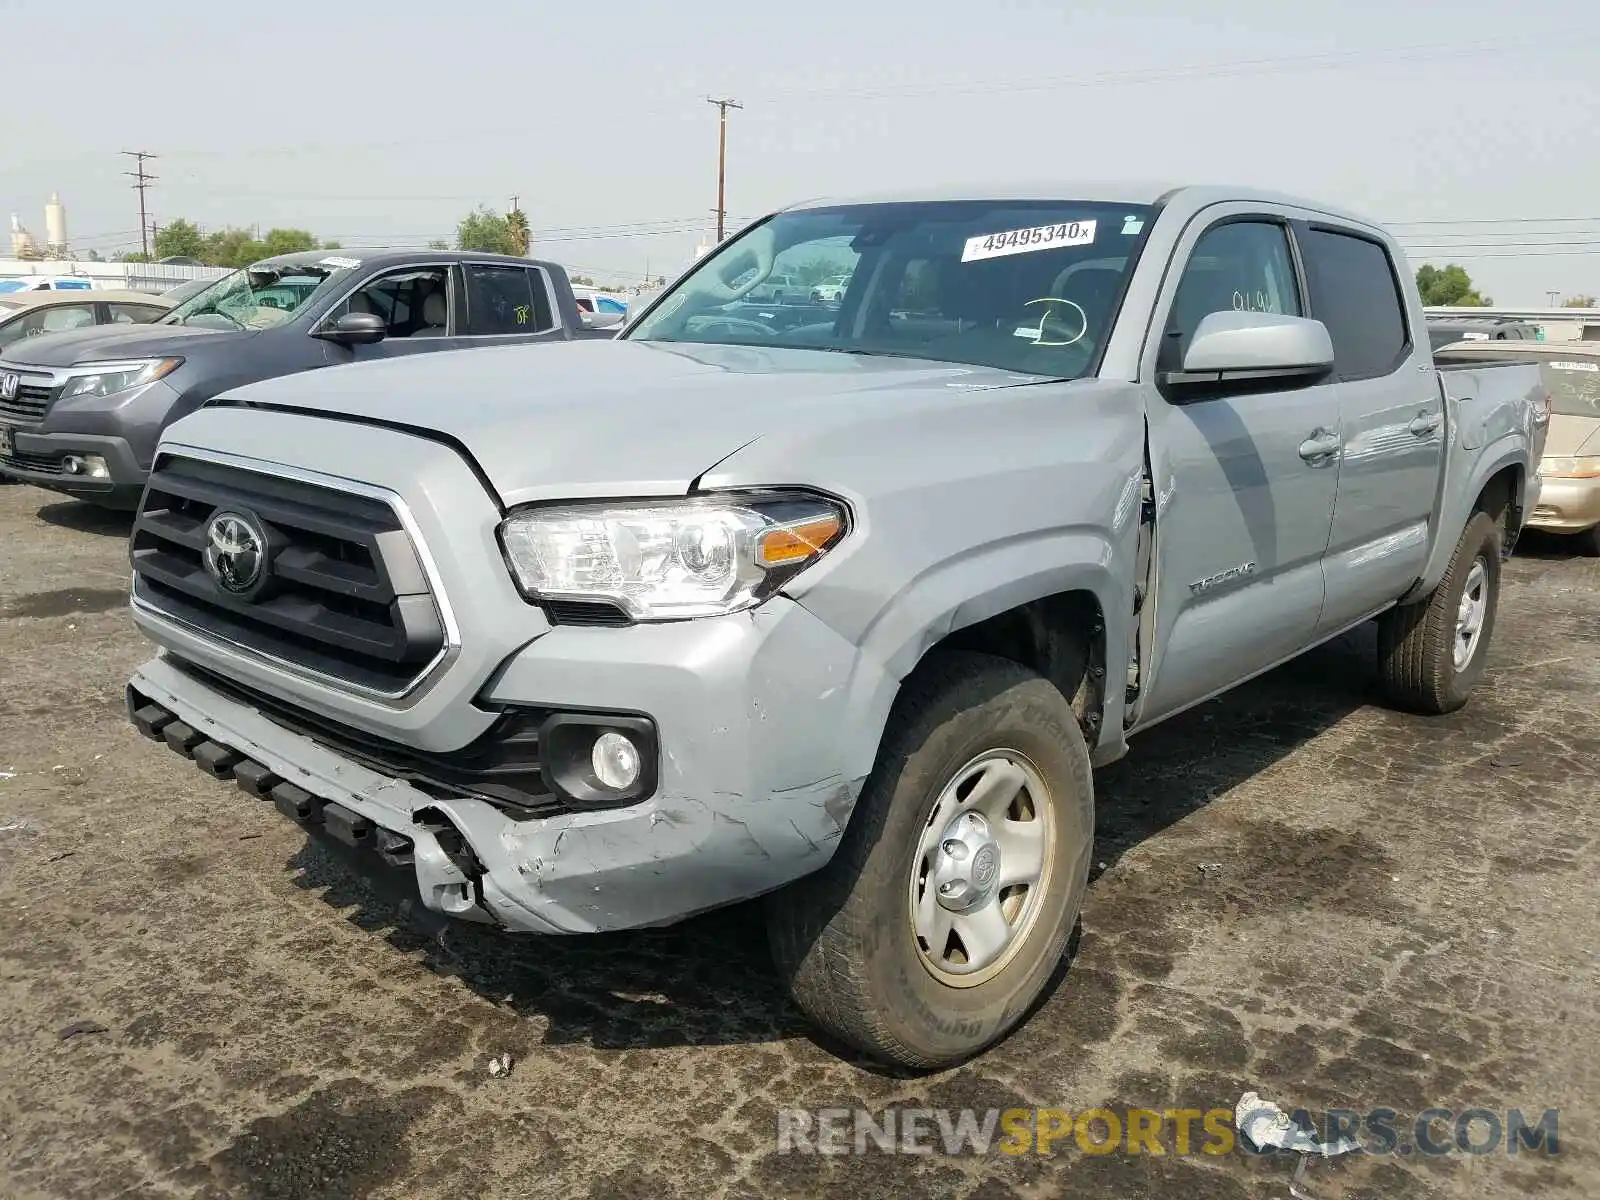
[962,220,1097,263]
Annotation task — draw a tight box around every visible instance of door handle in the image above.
[1298,430,1341,462]
[1408,411,1442,437]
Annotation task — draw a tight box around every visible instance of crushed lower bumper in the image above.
[128,655,856,933]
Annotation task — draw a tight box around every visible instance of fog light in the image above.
[591,731,641,791]
[60,454,109,478]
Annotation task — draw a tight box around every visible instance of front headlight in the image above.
[1538,456,1600,480]
[59,357,183,401]
[499,491,848,620]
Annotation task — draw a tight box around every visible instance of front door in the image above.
[322,264,468,364]
[1137,213,1342,725]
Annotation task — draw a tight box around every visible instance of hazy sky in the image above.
[5,0,1596,301]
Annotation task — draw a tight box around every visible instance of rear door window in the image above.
[464,264,553,335]
[109,303,167,324]
[1544,359,1600,417]
[1301,228,1410,381]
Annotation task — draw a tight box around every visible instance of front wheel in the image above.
[766,651,1094,1069]
[1377,510,1502,714]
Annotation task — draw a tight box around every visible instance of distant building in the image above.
[9,213,39,259]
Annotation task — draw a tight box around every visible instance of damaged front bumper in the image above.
[127,596,874,933]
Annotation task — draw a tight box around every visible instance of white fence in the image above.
[0,259,229,295]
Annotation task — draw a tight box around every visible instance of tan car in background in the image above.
[1436,340,1600,555]
[0,288,173,354]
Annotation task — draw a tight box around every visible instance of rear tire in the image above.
[766,650,1094,1069]
[1377,511,1502,714]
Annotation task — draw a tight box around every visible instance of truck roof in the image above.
[243,249,567,274]
[781,182,1385,233]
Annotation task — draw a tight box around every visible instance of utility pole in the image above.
[122,151,158,258]
[706,97,742,242]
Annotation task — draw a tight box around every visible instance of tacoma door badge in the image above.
[1189,562,1257,595]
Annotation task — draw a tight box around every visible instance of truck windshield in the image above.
[162,262,350,331]
[627,199,1155,377]
[1545,360,1600,417]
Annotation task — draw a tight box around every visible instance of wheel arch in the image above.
[833,535,1133,784]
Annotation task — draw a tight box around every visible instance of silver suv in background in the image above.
[124,184,1543,1067]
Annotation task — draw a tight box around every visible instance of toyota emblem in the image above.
[203,510,268,595]
[0,373,17,403]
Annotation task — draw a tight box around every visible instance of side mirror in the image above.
[1164,311,1333,389]
[314,312,387,345]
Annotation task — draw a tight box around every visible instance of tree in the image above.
[1562,295,1598,308]
[81,249,104,262]
[116,251,151,264]
[260,228,318,258]
[1415,263,1491,307]
[506,207,531,256]
[202,228,267,269]
[570,274,597,287]
[455,206,521,256]
[427,239,449,251]
[154,218,206,261]
[321,239,343,250]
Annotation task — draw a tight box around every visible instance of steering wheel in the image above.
[686,314,777,338]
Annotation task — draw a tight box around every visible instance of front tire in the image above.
[766,651,1094,1069]
[1377,510,1502,714]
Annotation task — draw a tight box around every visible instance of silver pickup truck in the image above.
[124,184,1547,1068]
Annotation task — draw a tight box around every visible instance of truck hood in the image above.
[2,322,237,367]
[219,339,1043,506]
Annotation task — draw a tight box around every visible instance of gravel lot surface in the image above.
[1,481,1595,1199]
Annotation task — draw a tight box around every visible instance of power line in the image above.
[1404,247,1600,258]
[1386,215,1600,226]
[753,31,1596,102]
[122,151,157,257]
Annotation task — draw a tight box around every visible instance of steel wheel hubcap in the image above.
[909,749,1053,988]
[1454,558,1489,672]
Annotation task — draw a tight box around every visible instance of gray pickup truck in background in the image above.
[123,184,1546,1068]
[0,249,598,508]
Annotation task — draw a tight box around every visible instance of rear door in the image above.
[1137,209,1342,724]
[1302,225,1441,635]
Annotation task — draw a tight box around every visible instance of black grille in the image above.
[0,382,54,424]
[173,659,565,819]
[545,599,632,627]
[131,455,446,693]
[0,446,63,475]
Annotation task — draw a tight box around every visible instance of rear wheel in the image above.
[1377,510,1502,714]
[766,651,1094,1069]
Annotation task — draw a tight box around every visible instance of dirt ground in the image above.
[0,479,1595,1200]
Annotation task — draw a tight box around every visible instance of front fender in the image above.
[800,527,1135,782]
